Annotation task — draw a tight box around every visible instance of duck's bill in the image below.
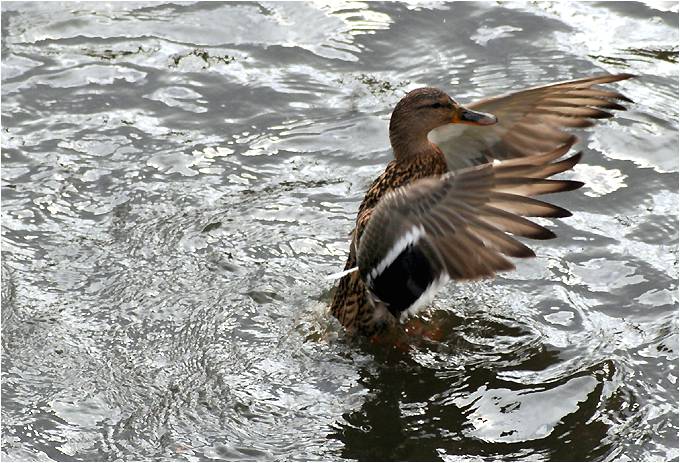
[453,107,497,125]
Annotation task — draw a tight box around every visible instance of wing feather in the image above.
[486,193,572,217]
[356,148,585,288]
[428,73,633,169]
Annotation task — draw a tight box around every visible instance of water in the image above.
[1,1,677,461]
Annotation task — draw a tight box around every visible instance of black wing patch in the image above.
[367,241,439,318]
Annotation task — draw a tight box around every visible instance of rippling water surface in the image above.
[2,2,678,461]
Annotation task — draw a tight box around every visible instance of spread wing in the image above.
[428,74,633,170]
[356,142,582,321]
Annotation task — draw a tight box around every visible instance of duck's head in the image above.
[389,87,496,161]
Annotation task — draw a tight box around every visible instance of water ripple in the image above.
[1,1,677,461]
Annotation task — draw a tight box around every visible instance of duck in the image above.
[329,73,633,338]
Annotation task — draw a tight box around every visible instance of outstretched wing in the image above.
[356,142,582,321]
[428,74,633,170]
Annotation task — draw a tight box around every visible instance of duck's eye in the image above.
[430,102,445,109]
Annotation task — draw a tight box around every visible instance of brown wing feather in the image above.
[357,147,585,283]
[428,73,633,170]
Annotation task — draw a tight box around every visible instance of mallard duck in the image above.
[330,74,633,337]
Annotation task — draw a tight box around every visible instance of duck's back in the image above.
[330,149,448,335]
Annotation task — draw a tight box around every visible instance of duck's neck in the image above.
[389,129,438,161]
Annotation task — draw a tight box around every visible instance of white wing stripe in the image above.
[368,225,426,284]
[398,273,450,323]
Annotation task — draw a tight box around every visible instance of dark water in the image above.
[1,2,678,461]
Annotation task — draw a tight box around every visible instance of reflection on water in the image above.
[1,1,678,461]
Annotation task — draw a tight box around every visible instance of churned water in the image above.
[1,2,678,461]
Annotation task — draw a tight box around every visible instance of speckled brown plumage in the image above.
[330,149,447,336]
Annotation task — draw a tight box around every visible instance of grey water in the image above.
[1,1,678,461]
